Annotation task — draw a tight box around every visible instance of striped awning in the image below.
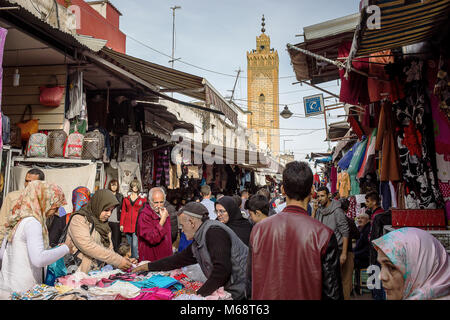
[351,0,450,57]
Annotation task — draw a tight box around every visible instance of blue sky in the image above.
[111,0,359,164]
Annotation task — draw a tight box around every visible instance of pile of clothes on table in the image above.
[10,265,232,301]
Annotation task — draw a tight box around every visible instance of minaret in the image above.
[247,15,280,157]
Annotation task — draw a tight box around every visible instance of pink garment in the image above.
[129,287,173,300]
[136,203,172,263]
[372,227,450,300]
[205,287,232,300]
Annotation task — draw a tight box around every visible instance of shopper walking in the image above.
[136,187,172,262]
[107,180,124,253]
[215,196,253,246]
[250,161,343,300]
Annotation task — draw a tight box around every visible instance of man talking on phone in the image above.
[135,187,173,262]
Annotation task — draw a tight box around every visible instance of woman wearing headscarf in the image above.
[215,196,252,246]
[0,181,69,297]
[65,189,135,274]
[66,186,91,224]
[372,227,450,300]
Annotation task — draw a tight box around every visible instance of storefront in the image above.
[288,0,450,243]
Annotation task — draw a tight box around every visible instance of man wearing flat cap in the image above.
[132,202,249,300]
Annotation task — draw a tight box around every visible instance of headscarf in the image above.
[75,189,119,248]
[0,180,66,249]
[216,196,252,246]
[372,227,450,300]
[67,187,91,224]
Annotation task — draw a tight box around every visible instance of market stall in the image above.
[9,264,233,301]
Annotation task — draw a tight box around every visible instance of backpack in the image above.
[1,112,10,145]
[47,130,68,158]
[82,130,105,160]
[26,133,48,157]
[64,132,84,159]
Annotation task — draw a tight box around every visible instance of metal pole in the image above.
[323,107,329,141]
[170,6,181,70]
[292,80,340,99]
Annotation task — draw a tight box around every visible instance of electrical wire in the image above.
[66,2,300,80]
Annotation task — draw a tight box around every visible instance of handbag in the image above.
[9,125,22,148]
[58,213,95,275]
[39,75,65,107]
[47,130,68,158]
[16,105,38,141]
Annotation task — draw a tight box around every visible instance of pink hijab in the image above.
[372,227,450,300]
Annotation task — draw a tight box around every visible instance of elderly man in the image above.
[353,213,371,295]
[133,202,249,300]
[135,187,173,262]
[0,168,45,227]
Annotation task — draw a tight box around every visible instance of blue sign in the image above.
[303,94,324,117]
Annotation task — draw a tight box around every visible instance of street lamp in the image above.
[280,105,293,119]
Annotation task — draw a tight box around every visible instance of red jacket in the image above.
[250,205,342,300]
[136,203,172,262]
[120,196,146,233]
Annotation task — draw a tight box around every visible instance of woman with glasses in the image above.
[215,196,253,246]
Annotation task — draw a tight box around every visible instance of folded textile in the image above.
[129,288,173,300]
[11,284,59,300]
[88,281,141,299]
[205,287,233,300]
[173,293,205,300]
[131,275,183,291]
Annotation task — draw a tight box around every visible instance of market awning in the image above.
[347,0,450,61]
[287,13,359,84]
[98,48,238,124]
[172,140,269,168]
[328,121,350,140]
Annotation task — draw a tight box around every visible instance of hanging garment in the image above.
[347,196,357,219]
[375,101,401,182]
[337,171,351,198]
[155,147,170,187]
[348,138,368,196]
[141,151,154,191]
[338,41,370,105]
[118,133,142,168]
[360,128,378,177]
[367,50,404,103]
[392,60,442,209]
[338,141,360,171]
[118,161,142,196]
[358,129,378,179]
[66,71,83,120]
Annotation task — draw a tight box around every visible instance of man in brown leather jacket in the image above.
[249,161,343,300]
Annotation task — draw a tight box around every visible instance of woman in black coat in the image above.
[215,196,253,246]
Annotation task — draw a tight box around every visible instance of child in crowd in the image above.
[118,243,132,259]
